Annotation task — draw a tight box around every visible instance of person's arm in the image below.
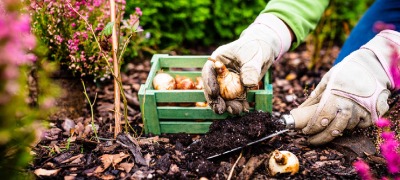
[262,0,330,48]
[202,0,330,115]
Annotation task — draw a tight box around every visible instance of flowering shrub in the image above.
[354,118,400,180]
[0,0,59,178]
[30,0,141,79]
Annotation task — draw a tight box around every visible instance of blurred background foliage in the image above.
[125,0,374,66]
[307,0,375,69]
[125,0,267,59]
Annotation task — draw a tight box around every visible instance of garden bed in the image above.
[30,46,399,179]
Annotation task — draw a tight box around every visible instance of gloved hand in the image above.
[290,30,400,145]
[202,14,292,114]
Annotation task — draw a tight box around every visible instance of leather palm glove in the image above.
[290,30,400,145]
[202,14,292,114]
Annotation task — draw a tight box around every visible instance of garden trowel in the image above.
[207,111,309,160]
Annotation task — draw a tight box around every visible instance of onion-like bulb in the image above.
[153,72,176,90]
[175,76,195,90]
[195,77,204,90]
[208,58,244,100]
[268,150,299,176]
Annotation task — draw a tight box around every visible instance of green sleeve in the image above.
[261,0,330,49]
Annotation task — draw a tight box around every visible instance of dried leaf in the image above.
[61,154,84,164]
[34,168,61,177]
[118,162,134,173]
[95,152,130,173]
[98,174,116,180]
[75,122,85,137]
[64,175,76,180]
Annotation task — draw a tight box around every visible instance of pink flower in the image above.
[380,131,400,174]
[135,7,142,16]
[389,45,400,89]
[15,15,31,33]
[55,35,64,44]
[93,0,102,7]
[353,160,374,180]
[376,118,391,128]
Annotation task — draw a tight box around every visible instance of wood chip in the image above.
[34,168,61,177]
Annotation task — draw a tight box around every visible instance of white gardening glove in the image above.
[290,30,400,145]
[202,14,292,114]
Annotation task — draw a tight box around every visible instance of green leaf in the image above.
[102,22,115,36]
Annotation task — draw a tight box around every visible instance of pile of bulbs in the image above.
[152,72,207,107]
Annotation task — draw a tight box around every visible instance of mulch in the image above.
[30,45,399,179]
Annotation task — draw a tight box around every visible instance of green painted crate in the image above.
[138,54,273,135]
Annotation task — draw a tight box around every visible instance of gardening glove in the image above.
[290,30,400,145]
[202,14,292,114]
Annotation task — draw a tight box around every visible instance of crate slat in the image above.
[157,106,228,119]
[155,90,205,102]
[159,56,208,68]
[138,85,161,134]
[160,121,212,134]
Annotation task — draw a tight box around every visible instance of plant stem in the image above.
[81,79,99,142]
[110,0,121,138]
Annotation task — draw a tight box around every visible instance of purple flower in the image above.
[353,160,374,180]
[376,118,391,128]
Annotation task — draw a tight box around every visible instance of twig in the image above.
[81,79,99,142]
[228,151,243,180]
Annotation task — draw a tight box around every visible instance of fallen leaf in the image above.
[61,154,84,164]
[99,174,115,180]
[84,124,99,136]
[118,162,134,173]
[74,122,85,137]
[144,153,152,166]
[64,175,76,180]
[34,168,61,177]
[94,152,130,173]
[62,118,76,136]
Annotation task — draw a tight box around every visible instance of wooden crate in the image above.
[138,54,273,135]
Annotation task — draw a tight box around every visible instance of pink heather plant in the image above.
[354,118,400,179]
[30,0,141,79]
[0,1,37,98]
[353,160,375,180]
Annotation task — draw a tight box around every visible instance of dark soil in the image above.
[30,45,399,179]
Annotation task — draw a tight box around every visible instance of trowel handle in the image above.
[281,114,308,129]
[282,104,319,129]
